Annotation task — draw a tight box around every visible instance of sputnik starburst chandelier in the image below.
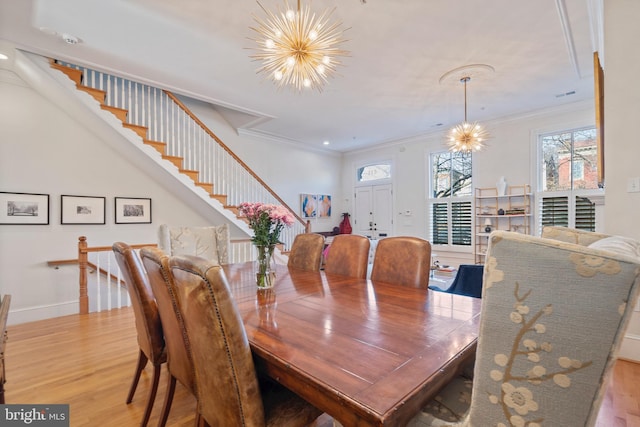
[249,0,349,92]
[447,76,489,153]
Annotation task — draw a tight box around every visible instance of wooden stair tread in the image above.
[162,155,183,168]
[50,61,83,85]
[143,142,166,155]
[179,169,199,181]
[77,85,106,103]
[100,105,128,121]
[122,123,148,138]
[196,182,214,192]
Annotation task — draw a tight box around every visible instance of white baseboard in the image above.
[619,333,640,363]
[7,301,79,326]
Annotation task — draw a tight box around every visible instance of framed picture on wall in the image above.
[301,194,317,218]
[317,194,332,218]
[61,195,106,225]
[115,197,152,224]
[0,191,50,225]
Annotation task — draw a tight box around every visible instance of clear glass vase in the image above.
[255,244,276,289]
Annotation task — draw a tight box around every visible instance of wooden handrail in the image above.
[78,236,157,314]
[49,259,125,285]
[164,91,310,232]
[0,294,10,404]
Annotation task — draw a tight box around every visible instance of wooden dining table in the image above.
[222,262,481,427]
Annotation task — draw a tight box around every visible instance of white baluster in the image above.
[106,253,112,311]
[95,253,101,312]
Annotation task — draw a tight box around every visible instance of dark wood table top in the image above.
[223,263,481,427]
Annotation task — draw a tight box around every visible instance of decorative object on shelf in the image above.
[238,202,295,288]
[249,0,349,92]
[445,76,490,153]
[496,176,507,196]
[505,208,526,215]
[474,185,531,264]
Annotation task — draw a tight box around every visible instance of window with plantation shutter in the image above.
[452,201,472,245]
[537,127,603,233]
[575,196,596,231]
[431,203,449,245]
[541,196,569,228]
[429,151,473,248]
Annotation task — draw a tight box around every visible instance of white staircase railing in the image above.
[56,61,308,249]
[76,236,256,314]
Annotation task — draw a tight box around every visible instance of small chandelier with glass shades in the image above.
[447,76,489,153]
[249,0,350,92]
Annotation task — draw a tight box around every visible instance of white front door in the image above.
[354,184,393,239]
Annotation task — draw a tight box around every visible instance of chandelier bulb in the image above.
[274,70,283,80]
[303,78,311,87]
[286,56,296,66]
[309,30,318,40]
[265,39,275,49]
[286,9,296,20]
[317,64,326,74]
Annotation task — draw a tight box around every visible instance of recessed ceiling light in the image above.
[0,53,8,60]
[323,141,330,145]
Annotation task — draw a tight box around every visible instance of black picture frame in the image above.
[115,197,152,224]
[61,195,106,225]
[0,191,50,225]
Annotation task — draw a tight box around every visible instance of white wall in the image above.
[604,0,640,361]
[341,101,595,266]
[0,72,341,324]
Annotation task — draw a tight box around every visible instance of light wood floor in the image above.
[4,307,640,426]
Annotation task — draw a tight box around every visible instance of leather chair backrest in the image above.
[141,247,195,395]
[370,236,431,289]
[287,233,325,272]
[168,255,266,426]
[112,242,164,364]
[324,234,370,279]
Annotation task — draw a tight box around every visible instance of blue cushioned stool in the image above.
[428,264,484,298]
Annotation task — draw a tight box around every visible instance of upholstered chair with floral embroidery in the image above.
[158,224,230,265]
[408,229,640,427]
[541,225,611,246]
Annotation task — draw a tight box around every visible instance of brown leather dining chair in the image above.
[167,254,323,427]
[287,233,325,271]
[370,236,432,289]
[112,242,166,427]
[140,247,199,427]
[324,234,370,279]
